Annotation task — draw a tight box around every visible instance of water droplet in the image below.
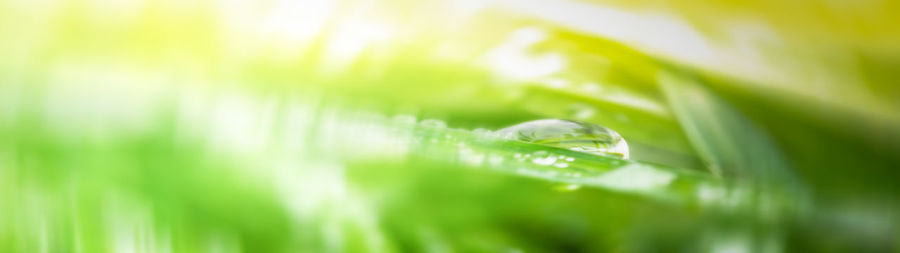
[553,162,569,168]
[497,119,629,158]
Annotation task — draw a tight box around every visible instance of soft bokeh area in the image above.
[1,0,898,252]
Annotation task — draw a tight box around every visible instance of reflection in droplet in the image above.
[497,119,629,158]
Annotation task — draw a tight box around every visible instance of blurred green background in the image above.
[0,0,898,252]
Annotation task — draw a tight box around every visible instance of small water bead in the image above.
[497,119,629,158]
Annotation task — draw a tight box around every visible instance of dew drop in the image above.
[497,119,629,158]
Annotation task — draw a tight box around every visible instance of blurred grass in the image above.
[1,0,898,252]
